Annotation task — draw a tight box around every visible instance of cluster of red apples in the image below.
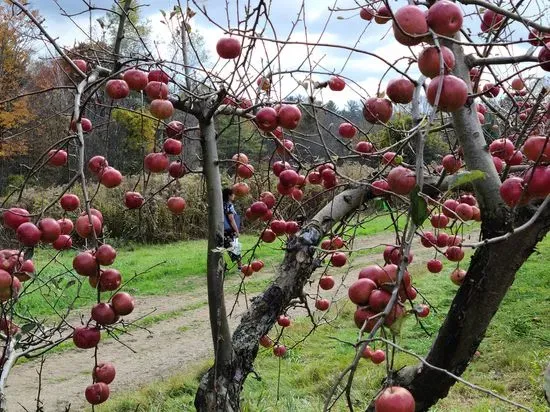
[1,201,135,405]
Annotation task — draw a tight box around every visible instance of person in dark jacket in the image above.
[222,187,242,269]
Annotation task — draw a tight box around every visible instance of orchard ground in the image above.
[8,215,549,411]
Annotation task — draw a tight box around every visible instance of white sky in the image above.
[34,0,548,108]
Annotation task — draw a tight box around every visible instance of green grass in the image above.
[100,234,550,412]
[17,235,284,319]
[17,214,397,320]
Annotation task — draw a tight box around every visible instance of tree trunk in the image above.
[194,117,234,411]
[195,186,372,411]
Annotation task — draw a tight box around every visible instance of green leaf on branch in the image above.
[410,185,429,226]
[448,170,486,190]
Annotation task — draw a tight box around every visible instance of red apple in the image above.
[500,177,526,207]
[73,326,101,349]
[105,79,130,99]
[91,303,117,325]
[445,246,464,262]
[255,107,278,131]
[455,203,473,221]
[356,141,374,154]
[58,218,73,235]
[319,275,335,290]
[96,244,116,266]
[47,149,67,166]
[60,194,80,211]
[418,46,455,78]
[123,69,148,90]
[144,81,169,99]
[99,268,121,291]
[261,229,276,243]
[72,59,87,72]
[442,199,459,218]
[360,7,374,21]
[315,298,330,311]
[277,105,302,129]
[392,5,428,46]
[427,259,443,273]
[167,197,186,214]
[75,214,102,238]
[375,5,392,24]
[111,292,135,316]
[442,154,462,174]
[16,223,41,247]
[482,9,504,32]
[328,76,345,91]
[100,167,122,188]
[85,382,110,405]
[53,234,72,250]
[371,180,390,196]
[150,99,174,119]
[427,75,468,112]
[538,41,550,71]
[430,214,449,228]
[259,191,276,209]
[522,135,550,162]
[375,386,415,412]
[148,69,170,84]
[88,156,108,175]
[259,335,273,348]
[144,152,169,173]
[124,192,144,209]
[94,362,116,384]
[285,221,300,235]
[165,120,185,139]
[70,117,92,133]
[511,77,524,91]
[277,315,291,327]
[338,122,356,139]
[163,138,182,155]
[363,98,393,123]
[387,166,416,195]
[232,182,249,197]
[216,37,241,59]
[169,161,187,178]
[72,252,97,276]
[348,278,377,305]
[450,268,466,285]
[38,218,61,243]
[272,160,290,176]
[330,252,347,267]
[523,166,550,198]
[426,0,463,37]
[386,78,415,104]
[3,208,30,230]
[273,344,287,357]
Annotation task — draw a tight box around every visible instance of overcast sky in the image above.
[32,0,546,108]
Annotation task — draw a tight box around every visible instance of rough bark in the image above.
[195,186,373,411]
[194,117,234,412]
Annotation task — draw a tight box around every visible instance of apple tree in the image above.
[0,0,549,411]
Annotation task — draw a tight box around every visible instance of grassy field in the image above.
[18,234,285,318]
[96,229,550,411]
[19,213,401,318]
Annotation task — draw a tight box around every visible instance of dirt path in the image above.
[6,232,440,411]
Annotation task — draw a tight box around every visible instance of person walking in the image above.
[222,187,242,269]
